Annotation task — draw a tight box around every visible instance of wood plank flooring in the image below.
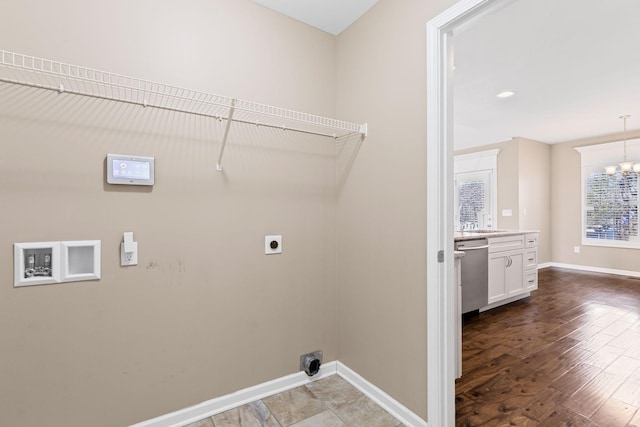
[456,267,640,426]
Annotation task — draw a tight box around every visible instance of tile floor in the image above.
[184,375,404,427]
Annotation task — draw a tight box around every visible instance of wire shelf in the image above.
[0,50,367,169]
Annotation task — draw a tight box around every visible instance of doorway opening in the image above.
[426,1,509,425]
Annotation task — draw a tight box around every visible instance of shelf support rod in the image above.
[360,123,368,138]
[216,98,236,171]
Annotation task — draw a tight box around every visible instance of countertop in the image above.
[454,229,539,241]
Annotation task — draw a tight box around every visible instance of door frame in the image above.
[425,0,505,425]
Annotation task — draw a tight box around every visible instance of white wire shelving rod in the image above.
[0,50,367,171]
[217,99,236,171]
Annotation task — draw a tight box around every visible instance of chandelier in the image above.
[605,115,640,176]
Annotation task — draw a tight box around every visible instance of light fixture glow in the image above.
[620,161,634,173]
[496,91,515,98]
[604,115,639,177]
[605,165,618,176]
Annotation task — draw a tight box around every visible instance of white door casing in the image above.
[426,0,506,425]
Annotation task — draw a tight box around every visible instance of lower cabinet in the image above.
[487,234,536,306]
[488,249,524,304]
[505,250,524,296]
[480,232,539,310]
[525,269,538,291]
[524,234,539,291]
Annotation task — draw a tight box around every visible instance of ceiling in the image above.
[454,0,640,149]
[250,0,640,150]
[248,0,380,35]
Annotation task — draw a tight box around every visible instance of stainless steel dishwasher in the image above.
[454,239,489,313]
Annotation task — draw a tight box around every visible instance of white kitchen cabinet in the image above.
[525,233,539,248]
[524,233,539,291]
[488,252,507,303]
[487,235,525,305]
[488,249,524,304]
[505,251,524,296]
[465,231,539,312]
[525,270,538,291]
[525,248,538,270]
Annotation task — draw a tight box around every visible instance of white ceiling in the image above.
[250,0,640,149]
[454,0,640,149]
[248,0,380,35]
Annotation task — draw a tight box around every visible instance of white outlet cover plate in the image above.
[121,241,138,266]
[265,235,282,254]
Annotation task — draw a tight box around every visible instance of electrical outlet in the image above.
[574,246,580,254]
[265,235,282,255]
[121,242,138,266]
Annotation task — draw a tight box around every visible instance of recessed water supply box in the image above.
[14,240,101,287]
[14,242,60,287]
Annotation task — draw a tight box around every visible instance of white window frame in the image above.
[454,149,499,230]
[576,140,640,249]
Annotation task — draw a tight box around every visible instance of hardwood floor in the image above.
[456,267,640,426]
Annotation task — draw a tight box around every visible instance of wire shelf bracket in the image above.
[0,50,367,171]
[217,98,236,171]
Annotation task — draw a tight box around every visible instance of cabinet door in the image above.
[488,253,507,304]
[505,250,524,296]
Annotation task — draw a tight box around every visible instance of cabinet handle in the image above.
[506,256,512,268]
[528,257,534,262]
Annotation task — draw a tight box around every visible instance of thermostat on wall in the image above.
[106,154,155,186]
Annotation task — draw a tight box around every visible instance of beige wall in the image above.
[551,129,640,270]
[454,138,552,263]
[498,141,521,231]
[335,0,458,420]
[518,138,551,263]
[4,0,580,426]
[0,1,339,426]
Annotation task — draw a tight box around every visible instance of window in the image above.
[585,168,638,242]
[577,140,640,248]
[454,149,499,231]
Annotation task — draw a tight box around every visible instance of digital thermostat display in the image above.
[106,154,155,186]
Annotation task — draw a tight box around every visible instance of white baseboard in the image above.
[129,362,337,427]
[129,361,427,427]
[547,262,640,278]
[336,362,428,427]
[538,262,553,269]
